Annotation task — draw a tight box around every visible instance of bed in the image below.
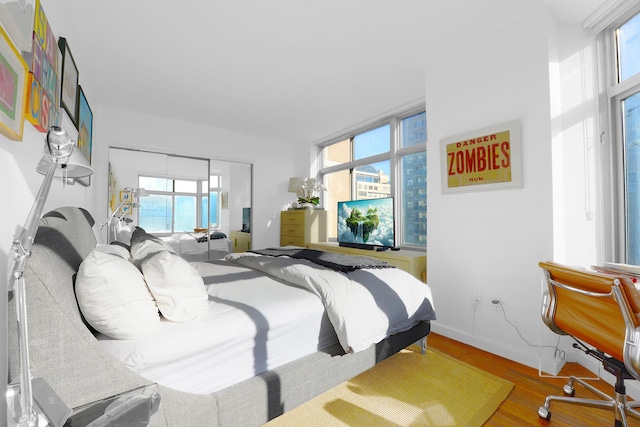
[112,219,232,261]
[157,231,232,261]
[8,207,435,426]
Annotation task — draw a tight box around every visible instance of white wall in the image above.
[550,25,600,267]
[425,2,588,373]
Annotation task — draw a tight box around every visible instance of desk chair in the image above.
[538,261,640,427]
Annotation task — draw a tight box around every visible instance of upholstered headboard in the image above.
[7,207,216,425]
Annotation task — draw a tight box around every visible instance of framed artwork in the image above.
[118,190,133,216]
[0,25,29,140]
[440,120,522,194]
[25,0,60,132]
[58,37,78,127]
[0,0,35,53]
[75,86,93,186]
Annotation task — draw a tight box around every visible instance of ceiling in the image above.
[46,0,606,145]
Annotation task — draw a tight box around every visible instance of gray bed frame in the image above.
[8,207,430,426]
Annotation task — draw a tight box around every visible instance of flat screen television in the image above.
[337,197,395,250]
[241,207,250,232]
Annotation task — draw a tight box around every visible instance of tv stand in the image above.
[308,242,426,282]
[338,242,375,250]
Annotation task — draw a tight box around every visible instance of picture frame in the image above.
[75,86,93,186]
[58,37,78,127]
[0,25,29,141]
[440,120,522,194]
[118,190,133,216]
[0,0,35,53]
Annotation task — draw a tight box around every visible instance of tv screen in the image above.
[337,197,395,250]
[242,207,250,232]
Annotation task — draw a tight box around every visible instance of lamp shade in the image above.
[288,177,303,193]
[35,126,94,178]
[136,187,149,197]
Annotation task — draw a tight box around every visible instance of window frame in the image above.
[599,5,640,264]
[317,104,426,249]
[138,174,210,234]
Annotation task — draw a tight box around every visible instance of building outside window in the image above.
[319,108,426,249]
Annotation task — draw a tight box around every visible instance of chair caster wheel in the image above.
[563,384,575,396]
[538,406,551,420]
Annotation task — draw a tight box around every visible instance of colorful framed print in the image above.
[25,0,60,132]
[58,36,78,127]
[0,25,29,141]
[75,86,93,186]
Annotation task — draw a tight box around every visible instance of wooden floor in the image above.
[428,332,640,426]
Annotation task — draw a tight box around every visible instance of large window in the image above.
[604,9,640,264]
[319,108,426,249]
[138,175,211,234]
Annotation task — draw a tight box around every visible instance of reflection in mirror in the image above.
[108,147,252,260]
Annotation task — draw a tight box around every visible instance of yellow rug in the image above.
[265,347,514,427]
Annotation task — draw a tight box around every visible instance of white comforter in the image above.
[225,252,435,353]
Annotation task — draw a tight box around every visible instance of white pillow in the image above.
[76,245,160,339]
[130,233,176,262]
[138,250,209,322]
[104,242,131,260]
[113,221,134,245]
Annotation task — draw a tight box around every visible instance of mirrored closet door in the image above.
[108,147,252,260]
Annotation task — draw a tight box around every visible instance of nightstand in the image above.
[280,210,327,246]
[230,230,251,252]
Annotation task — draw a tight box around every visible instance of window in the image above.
[138,175,210,234]
[319,109,426,249]
[207,175,222,228]
[604,9,640,264]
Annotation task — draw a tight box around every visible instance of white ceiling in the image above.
[48,0,606,145]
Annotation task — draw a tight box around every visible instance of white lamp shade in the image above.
[35,149,94,178]
[35,126,94,178]
[136,187,149,197]
[288,177,303,192]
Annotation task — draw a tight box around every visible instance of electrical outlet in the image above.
[472,292,482,308]
[491,298,502,311]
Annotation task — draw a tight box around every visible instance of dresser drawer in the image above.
[281,224,303,237]
[281,211,305,226]
[280,235,306,247]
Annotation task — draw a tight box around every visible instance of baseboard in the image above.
[431,324,640,401]
[430,323,565,375]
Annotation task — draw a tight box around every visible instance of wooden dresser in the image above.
[280,210,327,246]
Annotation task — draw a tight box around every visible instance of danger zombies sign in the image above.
[440,120,521,194]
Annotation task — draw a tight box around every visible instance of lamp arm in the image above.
[8,159,59,427]
[99,198,129,230]
[99,188,135,231]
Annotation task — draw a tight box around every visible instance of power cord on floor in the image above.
[495,301,561,353]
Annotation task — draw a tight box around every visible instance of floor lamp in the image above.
[7,126,94,427]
